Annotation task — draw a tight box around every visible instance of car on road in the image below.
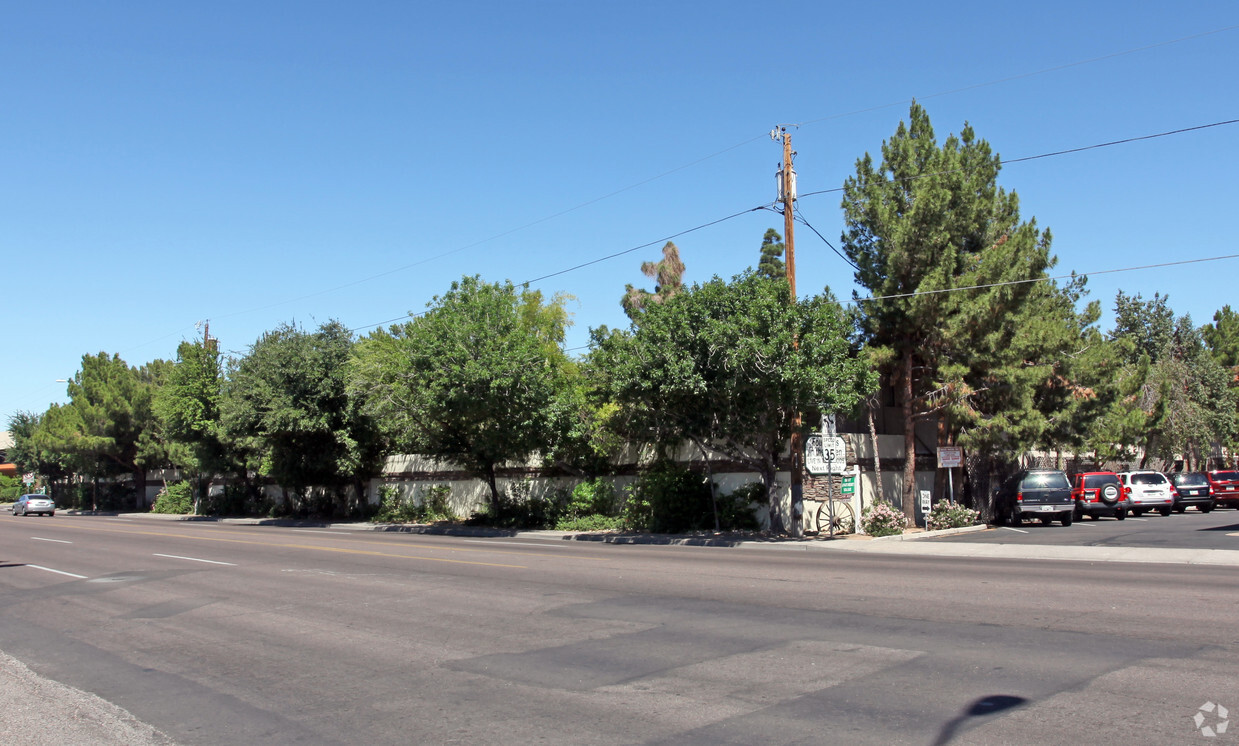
[1070,471,1128,520]
[1168,472,1215,513]
[12,494,55,517]
[995,469,1074,526]
[1206,470,1239,508]
[1117,471,1174,516]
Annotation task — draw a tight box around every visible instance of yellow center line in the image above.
[63,519,611,562]
[53,523,526,569]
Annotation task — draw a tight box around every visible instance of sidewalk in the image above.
[93,511,1239,567]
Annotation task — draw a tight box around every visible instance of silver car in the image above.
[1117,471,1174,517]
[12,494,55,517]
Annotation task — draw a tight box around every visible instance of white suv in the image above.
[1117,471,1174,517]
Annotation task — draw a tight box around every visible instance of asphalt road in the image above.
[928,505,1239,549]
[2,514,1238,745]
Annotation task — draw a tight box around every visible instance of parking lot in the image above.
[927,506,1239,550]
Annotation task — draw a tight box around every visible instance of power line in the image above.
[847,253,1239,305]
[793,206,859,271]
[351,118,1238,333]
[349,205,767,333]
[799,118,1239,199]
[214,25,1239,328]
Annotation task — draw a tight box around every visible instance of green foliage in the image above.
[1204,305,1239,370]
[861,500,908,537]
[926,502,981,531]
[197,483,259,517]
[1098,295,1238,467]
[621,463,715,534]
[373,484,456,524]
[555,513,624,532]
[0,475,24,502]
[841,103,1097,517]
[593,268,874,531]
[222,320,385,509]
[756,228,786,280]
[553,477,622,531]
[38,353,163,495]
[352,276,573,512]
[151,481,195,514]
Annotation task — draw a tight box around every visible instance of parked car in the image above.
[12,494,55,517]
[1168,472,1215,513]
[1070,471,1128,520]
[1206,470,1239,508]
[994,469,1074,526]
[1117,471,1174,516]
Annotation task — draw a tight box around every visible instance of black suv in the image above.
[1169,472,1215,513]
[994,469,1074,527]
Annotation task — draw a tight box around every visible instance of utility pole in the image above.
[774,126,803,537]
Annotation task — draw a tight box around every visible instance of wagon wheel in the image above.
[815,498,855,535]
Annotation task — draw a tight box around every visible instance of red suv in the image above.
[1071,472,1128,520]
[1207,470,1239,508]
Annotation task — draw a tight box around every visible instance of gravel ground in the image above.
[0,650,175,745]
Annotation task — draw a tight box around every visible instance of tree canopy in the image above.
[592,269,874,530]
[841,102,1096,519]
[351,276,574,511]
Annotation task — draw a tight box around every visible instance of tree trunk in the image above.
[901,351,917,524]
[868,401,884,505]
[485,462,501,514]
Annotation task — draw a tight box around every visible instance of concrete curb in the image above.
[868,524,991,541]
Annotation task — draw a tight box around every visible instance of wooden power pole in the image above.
[775,127,803,536]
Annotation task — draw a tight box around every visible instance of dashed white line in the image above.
[31,537,72,544]
[27,565,87,579]
[1000,527,1029,534]
[153,554,236,566]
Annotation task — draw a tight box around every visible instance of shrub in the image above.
[621,463,714,534]
[151,482,195,514]
[556,514,625,532]
[0,474,24,502]
[374,484,457,524]
[926,502,981,531]
[715,482,766,531]
[861,499,907,537]
[553,478,621,531]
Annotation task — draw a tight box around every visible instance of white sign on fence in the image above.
[805,434,847,475]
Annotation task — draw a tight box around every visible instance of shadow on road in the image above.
[932,694,1027,745]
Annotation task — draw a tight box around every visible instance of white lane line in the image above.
[27,565,87,579]
[1127,517,1149,521]
[999,527,1029,534]
[153,554,236,566]
[108,519,134,523]
[31,537,72,544]
[290,529,352,535]
[462,539,571,548]
[1073,522,1096,527]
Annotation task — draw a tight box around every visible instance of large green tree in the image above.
[39,352,162,507]
[222,320,384,514]
[1104,294,1237,468]
[592,270,874,532]
[840,103,1094,520]
[351,276,574,511]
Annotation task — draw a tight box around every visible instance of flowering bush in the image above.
[926,502,981,531]
[861,500,907,537]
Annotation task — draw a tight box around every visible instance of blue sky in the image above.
[4,2,1237,421]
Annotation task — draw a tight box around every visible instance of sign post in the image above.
[937,446,963,505]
